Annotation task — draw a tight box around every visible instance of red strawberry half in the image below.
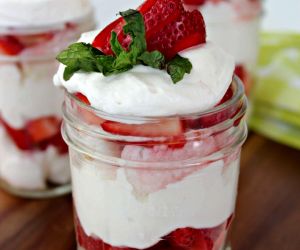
[92,0,206,59]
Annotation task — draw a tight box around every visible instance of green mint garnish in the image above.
[167,55,193,83]
[57,9,192,84]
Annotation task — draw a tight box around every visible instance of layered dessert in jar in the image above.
[55,0,248,249]
[183,0,262,94]
[0,0,94,197]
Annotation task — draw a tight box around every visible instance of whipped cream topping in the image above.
[0,62,64,128]
[72,156,239,249]
[0,0,92,27]
[54,31,235,117]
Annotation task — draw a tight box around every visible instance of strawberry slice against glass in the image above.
[26,117,61,143]
[102,119,183,138]
[0,36,24,56]
[92,0,206,59]
[74,93,106,126]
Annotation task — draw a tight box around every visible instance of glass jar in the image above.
[62,77,247,250]
[185,0,262,95]
[0,14,95,198]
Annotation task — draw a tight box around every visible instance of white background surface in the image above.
[90,0,300,32]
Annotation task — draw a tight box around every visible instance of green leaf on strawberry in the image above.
[56,9,193,84]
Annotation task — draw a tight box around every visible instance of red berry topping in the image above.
[0,36,24,56]
[147,9,206,59]
[92,0,206,59]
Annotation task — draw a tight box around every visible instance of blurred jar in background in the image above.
[0,0,94,198]
[184,0,262,95]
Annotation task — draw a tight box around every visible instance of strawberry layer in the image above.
[0,125,70,189]
[71,146,239,249]
[75,212,232,250]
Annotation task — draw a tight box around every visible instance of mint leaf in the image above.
[63,66,79,81]
[112,10,146,69]
[138,51,165,69]
[57,43,103,80]
[167,55,193,84]
[110,31,124,56]
[95,55,116,76]
[121,9,146,54]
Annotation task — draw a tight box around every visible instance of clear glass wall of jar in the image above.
[62,77,248,250]
[0,14,95,198]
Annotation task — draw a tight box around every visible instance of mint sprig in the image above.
[167,55,193,83]
[57,9,192,84]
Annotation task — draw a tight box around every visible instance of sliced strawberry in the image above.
[17,33,54,47]
[75,92,91,105]
[74,93,106,126]
[147,9,206,59]
[92,0,206,59]
[26,117,61,143]
[184,86,236,129]
[92,0,185,55]
[168,228,198,248]
[0,116,67,153]
[0,118,33,150]
[102,118,183,137]
[0,36,24,56]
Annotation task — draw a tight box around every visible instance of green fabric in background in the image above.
[250,32,300,150]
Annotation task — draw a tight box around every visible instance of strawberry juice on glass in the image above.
[55,0,248,249]
[0,0,94,198]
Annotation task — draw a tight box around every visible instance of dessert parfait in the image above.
[55,0,247,249]
[183,0,262,94]
[0,0,94,197]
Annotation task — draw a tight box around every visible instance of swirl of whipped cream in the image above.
[54,30,235,117]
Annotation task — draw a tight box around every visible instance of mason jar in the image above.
[0,13,95,198]
[62,77,247,250]
[185,0,262,95]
